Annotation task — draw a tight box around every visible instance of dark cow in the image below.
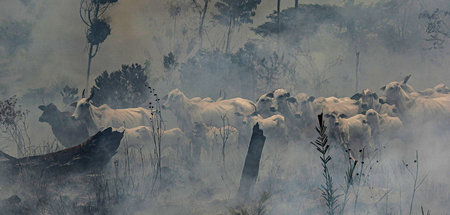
[38,103,89,148]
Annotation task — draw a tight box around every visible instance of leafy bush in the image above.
[90,63,150,108]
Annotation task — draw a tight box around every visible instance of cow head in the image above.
[256,92,275,116]
[352,89,378,112]
[71,89,94,120]
[365,109,379,126]
[162,89,185,110]
[325,111,347,126]
[380,75,414,104]
[271,89,297,112]
[38,103,59,123]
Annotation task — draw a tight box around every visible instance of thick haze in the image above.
[0,0,450,214]
[1,0,448,97]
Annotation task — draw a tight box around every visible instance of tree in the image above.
[253,5,342,48]
[163,52,179,88]
[90,63,150,108]
[79,0,118,93]
[168,2,182,50]
[213,0,262,53]
[192,0,210,49]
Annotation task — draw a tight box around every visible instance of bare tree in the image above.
[297,51,342,95]
[0,96,31,157]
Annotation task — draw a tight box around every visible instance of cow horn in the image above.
[82,89,86,98]
[403,74,411,84]
[250,102,257,115]
[87,90,94,102]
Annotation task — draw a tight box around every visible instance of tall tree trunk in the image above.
[225,16,233,53]
[237,123,266,199]
[295,0,298,8]
[198,0,208,49]
[355,51,360,92]
[85,2,100,93]
[277,0,281,50]
[86,44,93,93]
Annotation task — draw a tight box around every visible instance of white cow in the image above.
[162,89,255,135]
[299,95,360,129]
[365,109,403,141]
[234,111,288,144]
[351,89,398,116]
[192,122,239,160]
[71,90,153,134]
[268,89,304,137]
[255,91,276,118]
[115,126,189,165]
[381,76,450,123]
[325,111,373,158]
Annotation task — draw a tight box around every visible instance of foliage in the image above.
[253,1,420,52]
[0,19,32,55]
[419,9,450,50]
[214,0,261,26]
[90,63,150,108]
[179,41,296,99]
[60,85,79,106]
[310,113,339,215]
[214,0,262,53]
[86,19,111,45]
[228,192,271,215]
[163,52,177,71]
[252,5,341,45]
[80,0,117,46]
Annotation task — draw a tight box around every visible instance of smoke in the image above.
[1,0,450,214]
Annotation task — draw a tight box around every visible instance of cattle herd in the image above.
[37,75,450,167]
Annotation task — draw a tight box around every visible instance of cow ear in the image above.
[403,74,411,84]
[392,108,398,113]
[380,86,386,91]
[362,119,367,124]
[70,102,77,107]
[38,105,46,111]
[250,112,259,116]
[371,93,378,99]
[287,97,297,103]
[339,113,347,118]
[266,92,274,98]
[351,93,363,100]
[325,113,331,118]
[308,96,315,102]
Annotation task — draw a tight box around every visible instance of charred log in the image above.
[237,123,266,199]
[0,127,123,182]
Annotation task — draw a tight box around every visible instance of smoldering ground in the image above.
[0,0,450,214]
